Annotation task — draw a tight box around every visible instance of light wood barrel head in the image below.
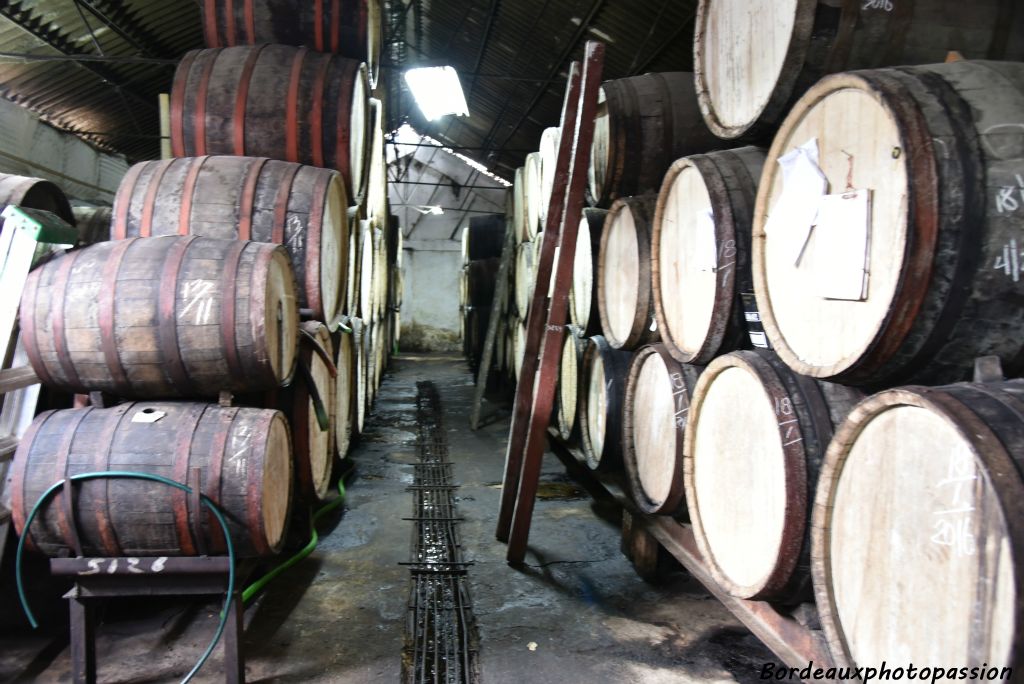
[334,330,355,459]
[320,173,348,324]
[305,323,335,500]
[263,247,300,386]
[600,200,640,347]
[583,344,609,466]
[539,127,560,224]
[515,241,536,317]
[262,411,293,553]
[571,215,595,332]
[753,74,910,378]
[513,167,527,244]
[524,152,542,239]
[813,386,1024,673]
[349,62,369,200]
[587,87,609,205]
[694,0,808,139]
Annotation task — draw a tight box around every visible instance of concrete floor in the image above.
[0,353,780,683]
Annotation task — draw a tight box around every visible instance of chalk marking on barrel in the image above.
[180,280,216,325]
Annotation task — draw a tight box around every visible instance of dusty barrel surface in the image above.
[653,147,765,365]
[694,0,1024,141]
[812,379,1024,674]
[683,350,861,601]
[754,61,1024,386]
[281,322,335,501]
[170,45,368,198]
[598,196,659,350]
[72,206,112,247]
[0,172,74,226]
[580,335,632,472]
[570,208,607,337]
[621,344,701,516]
[588,72,720,207]
[200,0,382,87]
[21,236,299,398]
[11,402,292,557]
[333,327,355,459]
[112,156,348,323]
[555,331,588,443]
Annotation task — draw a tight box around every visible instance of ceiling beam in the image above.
[75,0,179,58]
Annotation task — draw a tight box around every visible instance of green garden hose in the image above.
[15,472,236,684]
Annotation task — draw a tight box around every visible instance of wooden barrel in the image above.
[353,318,368,435]
[588,73,720,207]
[512,167,527,244]
[333,328,355,459]
[71,206,112,247]
[753,61,1024,386]
[200,0,382,88]
[344,213,361,316]
[523,152,543,240]
[555,330,588,443]
[812,379,1024,673]
[112,156,348,323]
[694,0,1024,141]
[170,45,368,198]
[652,147,765,365]
[514,240,536,317]
[465,213,506,261]
[21,236,299,399]
[365,98,386,218]
[281,322,335,501]
[569,208,607,337]
[580,336,632,471]
[513,317,527,382]
[10,402,292,557]
[597,196,659,350]
[0,172,73,225]
[621,344,701,515]
[358,220,375,319]
[538,126,560,226]
[683,350,862,601]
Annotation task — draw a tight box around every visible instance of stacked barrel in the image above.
[10,1,395,562]
[474,0,1024,674]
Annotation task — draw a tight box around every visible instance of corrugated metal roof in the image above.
[0,0,697,173]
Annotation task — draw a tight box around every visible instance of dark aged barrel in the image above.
[11,402,292,557]
[580,336,633,471]
[333,328,355,459]
[280,322,335,501]
[555,331,588,443]
[652,147,766,365]
[695,0,1024,141]
[570,208,607,337]
[812,379,1024,674]
[20,236,299,399]
[170,45,368,198]
[0,172,73,225]
[112,156,348,323]
[588,72,720,207]
[72,206,112,247]
[621,344,701,516]
[683,350,861,602]
[598,195,659,350]
[201,0,382,88]
[754,61,1024,386]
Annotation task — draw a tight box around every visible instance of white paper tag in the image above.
[809,189,872,301]
[749,331,769,348]
[764,138,829,266]
[131,408,166,423]
[695,209,717,272]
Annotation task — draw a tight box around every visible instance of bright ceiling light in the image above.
[415,205,444,215]
[404,67,469,121]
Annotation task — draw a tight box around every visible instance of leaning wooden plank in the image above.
[0,366,38,395]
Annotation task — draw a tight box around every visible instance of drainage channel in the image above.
[402,381,480,684]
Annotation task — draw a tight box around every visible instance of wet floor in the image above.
[0,353,780,683]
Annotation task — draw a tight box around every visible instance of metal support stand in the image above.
[50,556,245,684]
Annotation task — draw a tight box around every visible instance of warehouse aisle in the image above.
[0,353,779,683]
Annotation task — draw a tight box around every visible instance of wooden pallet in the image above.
[546,430,836,673]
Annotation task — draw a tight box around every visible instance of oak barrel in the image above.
[753,61,1024,386]
[333,327,355,459]
[597,195,659,350]
[281,322,335,501]
[652,147,765,365]
[11,402,292,557]
[538,126,560,226]
[580,336,632,472]
[112,156,348,323]
[200,0,382,88]
[621,344,701,516]
[514,240,536,318]
[812,379,1024,674]
[683,350,861,601]
[694,0,1024,141]
[512,167,527,244]
[523,152,542,240]
[513,317,526,382]
[588,73,720,207]
[170,45,368,198]
[555,330,588,443]
[72,206,112,247]
[21,236,299,398]
[0,172,73,226]
[569,208,607,337]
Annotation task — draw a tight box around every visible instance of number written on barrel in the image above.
[79,557,169,575]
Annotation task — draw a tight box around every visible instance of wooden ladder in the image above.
[495,41,605,565]
[0,206,78,565]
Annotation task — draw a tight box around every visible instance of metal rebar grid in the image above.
[402,382,480,684]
